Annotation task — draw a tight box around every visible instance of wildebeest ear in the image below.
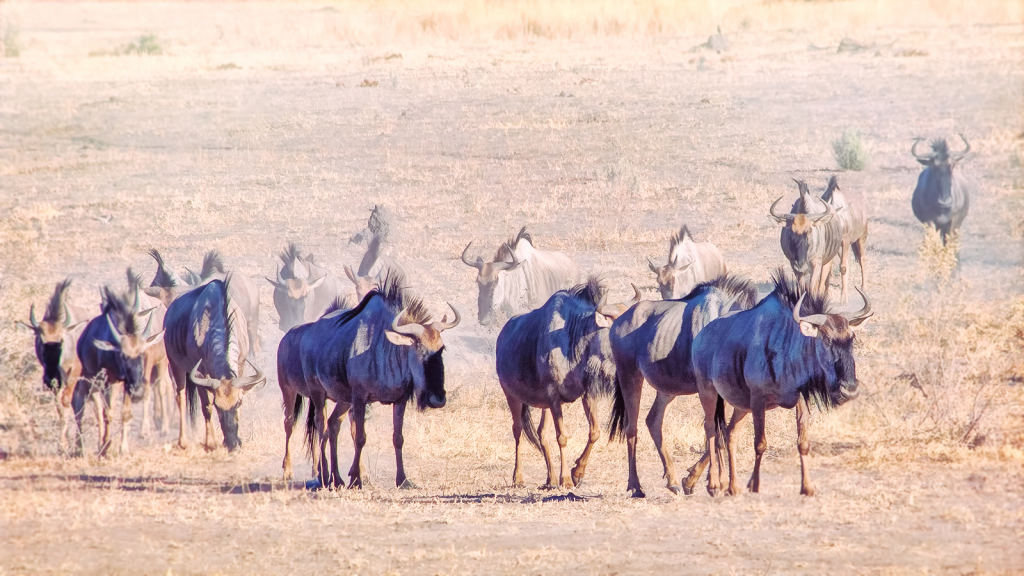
[67,321,87,331]
[798,322,819,338]
[594,312,614,329]
[385,330,416,347]
[94,339,118,351]
[307,274,327,290]
[916,158,932,166]
[16,321,40,333]
[343,264,358,284]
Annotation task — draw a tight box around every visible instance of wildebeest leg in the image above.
[71,380,91,457]
[746,395,768,493]
[699,389,722,497]
[619,368,646,498]
[200,390,217,451]
[393,402,416,489]
[154,360,172,435]
[852,235,867,290]
[119,384,133,455]
[724,408,750,496]
[684,406,748,495]
[281,387,298,482]
[839,241,851,304]
[97,384,117,457]
[312,397,328,488]
[176,387,189,449]
[536,408,559,489]
[57,373,78,453]
[570,394,600,487]
[94,390,108,455]
[795,396,815,496]
[141,356,155,440]
[504,393,527,488]
[347,399,367,489]
[645,391,678,494]
[549,403,574,490]
[327,401,349,490]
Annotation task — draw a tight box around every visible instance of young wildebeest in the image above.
[266,242,342,331]
[497,278,640,489]
[770,179,842,297]
[302,275,459,489]
[608,275,758,498]
[127,268,174,437]
[693,269,871,496]
[821,175,869,304]
[19,279,90,450]
[647,226,727,300]
[164,277,265,451]
[343,232,407,302]
[462,226,582,326]
[911,135,973,245]
[74,288,164,456]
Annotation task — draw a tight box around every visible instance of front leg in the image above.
[570,394,600,487]
[536,409,559,489]
[119,384,133,455]
[393,402,416,489]
[796,395,815,496]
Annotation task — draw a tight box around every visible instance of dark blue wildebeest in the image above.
[163,277,265,452]
[911,134,973,245]
[608,274,758,498]
[74,287,164,456]
[692,269,871,497]
[497,277,639,490]
[770,179,843,297]
[293,274,459,489]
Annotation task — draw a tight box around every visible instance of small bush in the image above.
[2,24,19,58]
[121,33,162,56]
[918,225,960,281]
[832,128,869,171]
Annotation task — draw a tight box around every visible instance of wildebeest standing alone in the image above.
[911,134,973,245]
[692,270,871,496]
[304,275,459,489]
[164,277,265,451]
[821,175,869,303]
[74,288,164,456]
[608,275,758,497]
[19,279,90,450]
[770,179,842,296]
[647,226,727,300]
[266,242,343,331]
[497,278,639,489]
[462,226,582,325]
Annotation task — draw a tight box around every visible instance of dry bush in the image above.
[917,226,961,281]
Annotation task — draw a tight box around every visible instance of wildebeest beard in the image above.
[417,348,446,410]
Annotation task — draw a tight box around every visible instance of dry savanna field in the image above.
[1,0,1023,573]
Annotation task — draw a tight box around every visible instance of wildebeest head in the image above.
[266,243,327,330]
[785,277,872,407]
[647,226,698,299]
[770,180,836,288]
[19,279,86,391]
[461,229,528,324]
[92,288,164,400]
[145,249,184,307]
[912,135,970,211]
[385,299,461,410]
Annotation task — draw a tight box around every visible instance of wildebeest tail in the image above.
[713,395,727,469]
[296,396,318,461]
[184,380,201,424]
[521,405,542,452]
[608,375,627,442]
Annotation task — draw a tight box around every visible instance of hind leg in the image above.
[839,241,850,304]
[328,401,349,490]
[536,409,559,489]
[618,368,646,498]
[548,403,574,490]
[851,235,867,291]
[503,392,526,488]
[281,389,298,482]
[645,391,678,494]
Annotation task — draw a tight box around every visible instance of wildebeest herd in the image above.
[18,137,973,497]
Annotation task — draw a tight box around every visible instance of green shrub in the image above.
[832,129,869,171]
[121,33,162,55]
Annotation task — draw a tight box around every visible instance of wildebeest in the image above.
[343,233,406,301]
[127,268,174,437]
[462,226,582,325]
[607,275,758,497]
[144,249,187,307]
[821,175,869,303]
[497,278,640,489]
[18,279,90,450]
[350,204,394,246]
[74,287,164,456]
[770,179,842,296]
[692,269,871,496]
[300,274,459,489]
[163,277,265,451]
[188,251,261,357]
[266,242,343,331]
[911,134,973,245]
[647,226,727,300]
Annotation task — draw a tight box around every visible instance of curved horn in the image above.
[792,292,829,328]
[62,302,72,326]
[29,303,39,328]
[953,133,971,161]
[265,276,287,291]
[647,257,660,274]
[845,287,873,326]
[390,308,425,338]
[807,197,835,224]
[461,242,483,270]
[132,284,141,311]
[493,249,521,272]
[911,137,930,159]
[597,284,642,319]
[189,359,221,389]
[233,358,266,392]
[105,313,123,346]
[769,196,793,223]
[141,310,155,336]
[627,283,642,306]
[437,302,461,331]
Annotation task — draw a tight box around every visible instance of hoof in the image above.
[305,478,323,491]
[538,483,557,491]
[681,482,696,496]
[628,487,646,499]
[707,485,720,498]
[801,486,816,497]
[512,480,525,488]
[667,484,681,495]
[398,478,418,490]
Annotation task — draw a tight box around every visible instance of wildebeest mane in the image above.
[323,295,350,316]
[562,276,608,366]
[148,249,178,289]
[930,138,949,158]
[496,226,533,261]
[201,250,226,279]
[101,286,137,335]
[668,225,693,254]
[333,271,429,326]
[43,278,72,323]
[679,273,758,310]
[563,275,605,308]
[770,267,830,316]
[279,242,303,278]
[822,175,840,203]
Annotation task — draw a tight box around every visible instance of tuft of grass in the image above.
[918,225,960,281]
[2,23,19,57]
[832,128,869,171]
[120,33,162,56]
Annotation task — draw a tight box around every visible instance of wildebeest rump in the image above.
[496,278,639,489]
[692,269,871,496]
[911,135,973,245]
[607,274,758,497]
[770,179,843,297]
[647,226,727,300]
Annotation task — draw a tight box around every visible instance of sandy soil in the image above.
[0,2,1022,574]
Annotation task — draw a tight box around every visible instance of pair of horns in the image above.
[912,133,971,162]
[769,186,836,224]
[390,303,462,338]
[265,264,326,292]
[792,288,872,329]
[190,357,265,392]
[461,242,521,272]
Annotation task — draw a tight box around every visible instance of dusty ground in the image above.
[1,1,1023,574]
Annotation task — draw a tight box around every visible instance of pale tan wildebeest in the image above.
[647,225,727,300]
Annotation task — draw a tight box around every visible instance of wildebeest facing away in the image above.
[349,204,393,246]
[298,274,459,489]
[607,275,758,497]
[911,134,973,245]
[692,269,871,496]
[497,278,640,489]
[647,225,727,300]
[343,233,406,302]
[462,226,582,325]
[127,268,175,437]
[770,179,842,297]
[821,175,869,303]
[18,279,90,450]
[266,242,343,331]
[74,287,164,456]
[163,277,265,451]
